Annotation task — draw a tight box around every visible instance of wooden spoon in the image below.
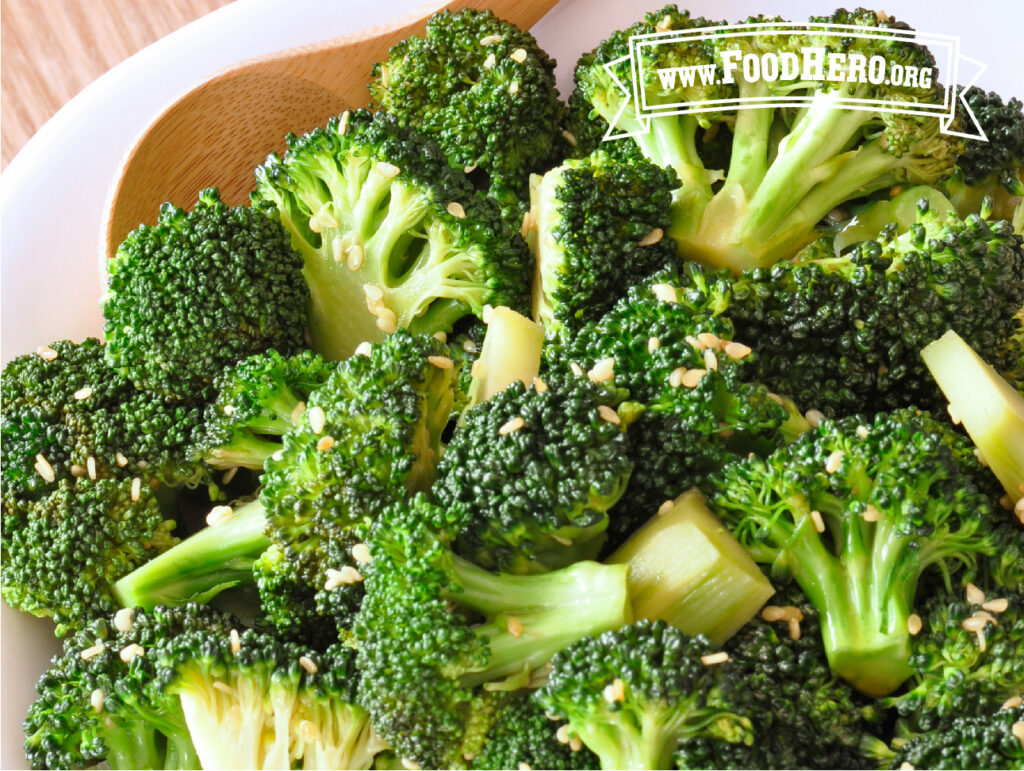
[101,0,557,262]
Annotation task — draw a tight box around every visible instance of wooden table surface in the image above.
[1,0,236,168]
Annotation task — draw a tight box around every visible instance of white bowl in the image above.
[2,0,1021,766]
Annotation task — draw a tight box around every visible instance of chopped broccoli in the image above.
[102,188,309,399]
[569,7,964,272]
[435,373,635,573]
[526,151,681,336]
[253,109,533,360]
[464,305,544,410]
[887,707,1024,770]
[369,8,566,217]
[537,619,755,770]
[355,494,632,768]
[706,408,1005,696]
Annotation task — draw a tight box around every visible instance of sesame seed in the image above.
[307,406,326,435]
[223,404,236,416]
[569,737,583,752]
[520,210,533,239]
[861,504,881,522]
[609,678,626,701]
[723,341,752,360]
[447,202,466,219]
[509,81,519,95]
[766,392,785,405]
[657,499,675,517]
[1012,721,1024,746]
[510,48,528,63]
[598,405,621,425]
[499,417,526,435]
[80,643,105,660]
[433,331,448,343]
[222,466,239,485]
[351,543,372,564]
[338,110,350,135]
[116,452,129,467]
[230,629,241,655]
[299,655,318,674]
[130,477,142,502]
[428,355,454,370]
[588,357,615,382]
[975,629,988,652]
[70,464,86,478]
[34,454,55,483]
[551,534,573,546]
[974,610,999,627]
[856,425,869,439]
[483,52,497,69]
[332,236,345,263]
[377,162,401,178]
[638,228,664,246]
[669,367,688,388]
[316,436,336,452]
[1001,696,1023,710]
[1015,497,1024,525]
[824,450,844,474]
[982,598,1009,613]
[700,651,729,666]
[561,129,578,147]
[966,582,986,605]
[206,505,234,528]
[569,362,584,377]
[325,566,364,590]
[947,403,961,425]
[91,688,105,713]
[271,450,284,462]
[899,764,914,771]
[86,456,97,480]
[507,616,523,637]
[119,643,144,663]
[648,337,660,354]
[519,764,532,771]
[113,608,134,634]
[805,409,825,428]
[703,349,718,372]
[401,758,421,771]
[973,448,988,467]
[680,369,707,388]
[907,613,922,635]
[462,339,478,354]
[354,342,373,357]
[212,681,233,696]
[697,333,722,350]
[656,13,673,30]
[532,377,548,393]
[651,283,678,303]
[685,335,704,350]
[787,619,802,641]
[961,616,988,633]
[480,34,502,45]
[73,387,93,400]
[363,284,384,302]
[347,244,365,271]
[810,509,825,533]
[471,360,484,378]
[299,720,320,742]
[464,163,478,174]
[37,346,58,361]
[555,725,571,744]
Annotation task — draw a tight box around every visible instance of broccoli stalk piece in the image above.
[465,305,544,409]
[253,109,533,360]
[526,151,681,336]
[537,620,755,770]
[102,188,309,400]
[922,329,1024,504]
[355,495,632,769]
[570,7,964,272]
[706,408,1005,697]
[607,488,775,644]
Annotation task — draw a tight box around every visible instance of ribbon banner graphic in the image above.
[602,21,988,143]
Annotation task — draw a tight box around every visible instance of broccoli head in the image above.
[887,706,1024,770]
[102,188,309,399]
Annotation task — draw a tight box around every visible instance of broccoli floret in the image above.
[2,477,178,637]
[706,408,1005,697]
[191,349,335,471]
[355,494,632,769]
[253,109,533,360]
[369,8,565,217]
[674,588,884,770]
[112,331,458,639]
[887,707,1024,770]
[727,199,1024,416]
[157,626,384,769]
[551,266,808,542]
[570,7,964,273]
[526,151,681,336]
[879,589,1024,732]
[471,692,599,770]
[23,604,233,770]
[434,373,635,574]
[537,619,755,770]
[102,188,309,399]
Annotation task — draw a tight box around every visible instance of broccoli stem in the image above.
[161,732,201,771]
[102,718,163,771]
[466,306,543,408]
[112,499,270,610]
[202,433,285,470]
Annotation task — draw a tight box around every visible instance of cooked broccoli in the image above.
[355,494,632,769]
[112,331,459,642]
[526,150,681,336]
[537,619,755,770]
[551,266,808,542]
[434,373,635,573]
[102,188,309,399]
[886,707,1024,770]
[706,408,1005,697]
[191,349,335,471]
[23,604,232,770]
[569,7,964,272]
[471,692,599,770]
[253,109,533,360]
[369,8,565,217]
[726,198,1024,416]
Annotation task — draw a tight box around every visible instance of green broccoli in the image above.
[355,494,632,769]
[569,7,964,272]
[23,604,233,770]
[726,198,1024,416]
[191,349,335,471]
[886,707,1024,770]
[112,331,459,642]
[369,8,566,217]
[537,619,755,770]
[526,150,681,336]
[253,109,533,360]
[434,373,635,574]
[706,408,1005,697]
[102,188,309,399]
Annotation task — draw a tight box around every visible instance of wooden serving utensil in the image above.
[101,0,557,262]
